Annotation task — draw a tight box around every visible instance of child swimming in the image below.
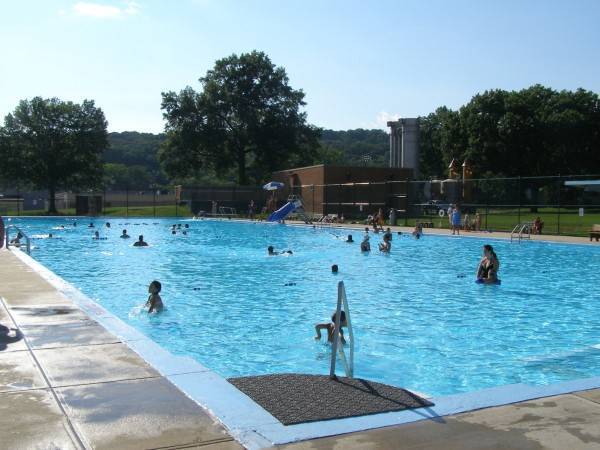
[315,310,347,344]
[145,280,164,313]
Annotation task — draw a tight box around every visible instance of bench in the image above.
[590,224,600,242]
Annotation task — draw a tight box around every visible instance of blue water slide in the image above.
[268,200,300,222]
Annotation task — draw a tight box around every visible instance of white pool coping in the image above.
[8,237,600,449]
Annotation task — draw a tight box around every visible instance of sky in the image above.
[1,0,599,133]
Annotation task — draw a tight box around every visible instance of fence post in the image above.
[557,175,561,235]
[485,191,489,231]
[153,188,156,218]
[175,186,179,217]
[17,185,21,216]
[126,187,129,218]
[312,185,315,217]
[517,176,521,225]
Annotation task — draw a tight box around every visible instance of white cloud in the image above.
[71,1,140,19]
[359,111,401,130]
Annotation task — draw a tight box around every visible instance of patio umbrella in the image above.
[262,181,284,191]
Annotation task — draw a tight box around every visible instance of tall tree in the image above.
[160,51,321,184]
[0,97,108,213]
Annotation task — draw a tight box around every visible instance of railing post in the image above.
[517,176,521,225]
[557,175,561,235]
[329,288,343,380]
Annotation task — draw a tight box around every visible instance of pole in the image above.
[517,176,521,225]
[557,175,561,235]
[126,187,129,218]
[153,188,156,218]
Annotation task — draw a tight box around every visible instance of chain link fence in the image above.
[1,175,599,236]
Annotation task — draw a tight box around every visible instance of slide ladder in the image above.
[510,222,533,242]
[329,281,355,379]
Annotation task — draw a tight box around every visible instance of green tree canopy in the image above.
[0,97,108,212]
[159,50,321,184]
[418,85,600,179]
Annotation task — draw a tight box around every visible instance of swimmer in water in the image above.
[88,222,95,228]
[171,230,176,235]
[93,231,100,240]
[383,227,393,242]
[145,280,164,313]
[378,233,391,253]
[105,222,111,228]
[346,234,354,243]
[476,244,500,284]
[133,235,148,247]
[315,310,347,344]
[267,246,292,255]
[331,264,338,273]
[360,227,371,252]
[120,229,130,239]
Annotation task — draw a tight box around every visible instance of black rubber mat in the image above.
[228,373,433,425]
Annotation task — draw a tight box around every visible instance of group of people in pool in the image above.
[313,242,501,343]
[89,222,192,246]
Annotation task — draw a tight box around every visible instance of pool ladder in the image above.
[4,225,31,254]
[510,222,533,243]
[329,281,355,379]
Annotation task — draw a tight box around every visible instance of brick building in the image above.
[272,164,413,217]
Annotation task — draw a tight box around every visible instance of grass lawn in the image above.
[408,207,600,237]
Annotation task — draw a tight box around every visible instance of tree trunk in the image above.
[47,185,58,214]
[237,149,247,185]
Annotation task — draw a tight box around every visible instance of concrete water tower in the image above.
[387,118,420,178]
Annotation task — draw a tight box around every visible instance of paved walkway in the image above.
[286,220,597,245]
[277,389,600,449]
[0,249,242,450]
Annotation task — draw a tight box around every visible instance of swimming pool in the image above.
[9,217,600,396]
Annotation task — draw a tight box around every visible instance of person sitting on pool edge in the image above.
[134,235,148,247]
[361,227,371,252]
[146,280,164,313]
[120,229,130,239]
[315,310,347,344]
[267,246,292,255]
[477,244,500,284]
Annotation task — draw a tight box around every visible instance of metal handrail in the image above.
[510,222,533,242]
[329,281,354,379]
[5,224,31,254]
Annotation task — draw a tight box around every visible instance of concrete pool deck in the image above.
[0,249,242,450]
[2,234,600,449]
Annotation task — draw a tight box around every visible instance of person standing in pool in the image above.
[361,227,371,252]
[477,244,500,284]
[379,233,391,253]
[120,229,130,238]
[315,310,347,344]
[146,280,164,313]
[383,227,393,242]
[134,235,148,247]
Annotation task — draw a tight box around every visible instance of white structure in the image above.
[387,118,419,177]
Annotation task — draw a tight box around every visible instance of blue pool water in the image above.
[9,217,600,396]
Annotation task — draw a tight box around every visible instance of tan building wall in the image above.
[272,165,412,217]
